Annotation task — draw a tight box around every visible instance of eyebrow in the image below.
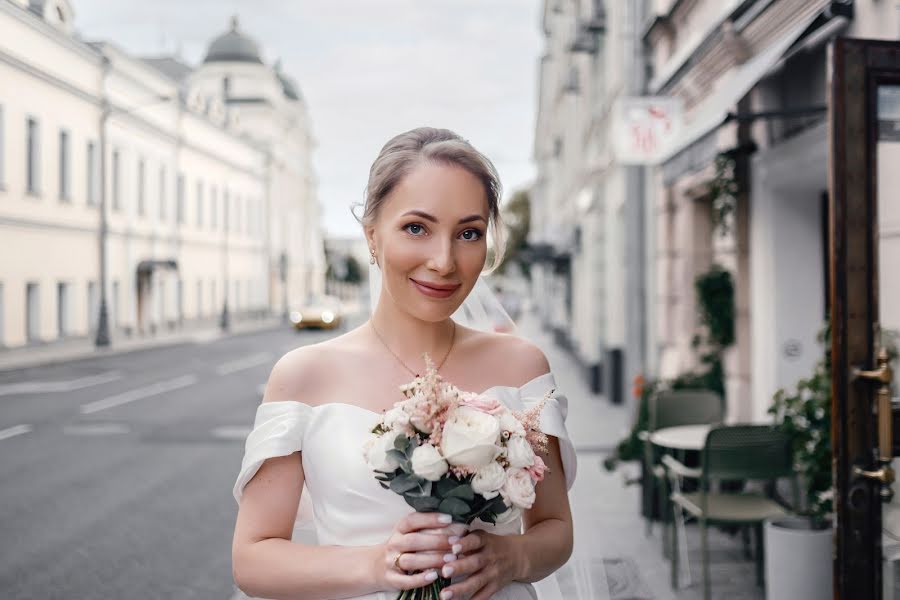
[401,210,487,225]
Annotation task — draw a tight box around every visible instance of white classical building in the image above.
[532,0,646,401]
[0,1,324,349]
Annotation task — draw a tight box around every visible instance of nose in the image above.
[425,237,456,276]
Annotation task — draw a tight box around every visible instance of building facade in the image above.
[532,0,647,401]
[0,1,324,349]
[644,0,899,421]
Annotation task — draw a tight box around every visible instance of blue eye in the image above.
[460,229,483,241]
[404,223,425,236]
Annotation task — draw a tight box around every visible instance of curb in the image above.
[0,319,284,374]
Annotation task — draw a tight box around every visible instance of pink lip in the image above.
[410,278,460,298]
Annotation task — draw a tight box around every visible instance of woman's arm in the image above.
[512,434,574,583]
[435,435,574,600]
[232,450,387,600]
[232,348,456,600]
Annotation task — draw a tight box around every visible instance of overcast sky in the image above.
[73,1,543,238]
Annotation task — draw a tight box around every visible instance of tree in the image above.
[344,255,363,284]
[495,188,531,277]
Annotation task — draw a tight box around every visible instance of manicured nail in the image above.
[438,514,452,524]
[443,553,457,562]
[442,565,455,578]
[448,535,460,545]
[425,570,438,582]
[441,589,454,599]
[452,543,462,554]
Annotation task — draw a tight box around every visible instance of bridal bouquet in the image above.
[364,355,553,600]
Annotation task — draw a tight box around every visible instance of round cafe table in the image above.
[648,424,712,451]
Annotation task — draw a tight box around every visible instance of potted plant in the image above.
[765,325,833,600]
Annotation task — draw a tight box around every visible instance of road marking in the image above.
[62,423,132,436]
[215,352,273,376]
[0,371,123,396]
[80,374,198,414]
[0,424,33,441]
[211,425,252,440]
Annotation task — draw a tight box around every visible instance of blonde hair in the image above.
[354,127,506,274]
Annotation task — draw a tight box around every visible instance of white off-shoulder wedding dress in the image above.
[233,371,577,600]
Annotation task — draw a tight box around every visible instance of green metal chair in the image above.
[642,389,723,555]
[665,424,799,600]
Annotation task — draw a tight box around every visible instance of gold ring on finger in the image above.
[393,552,404,571]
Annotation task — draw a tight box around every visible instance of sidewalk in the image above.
[518,309,762,600]
[0,316,283,374]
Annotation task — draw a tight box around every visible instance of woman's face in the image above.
[366,161,489,322]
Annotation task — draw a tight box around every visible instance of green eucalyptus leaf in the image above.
[405,495,441,512]
[445,484,475,501]
[390,475,420,494]
[438,497,471,517]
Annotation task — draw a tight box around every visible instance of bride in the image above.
[232,127,577,600]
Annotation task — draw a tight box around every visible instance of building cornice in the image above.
[0,47,99,106]
[0,0,102,64]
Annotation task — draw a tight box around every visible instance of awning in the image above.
[658,11,820,164]
[136,259,178,275]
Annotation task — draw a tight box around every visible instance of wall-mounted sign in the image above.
[612,96,683,165]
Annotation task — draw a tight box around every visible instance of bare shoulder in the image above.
[262,328,364,405]
[458,325,551,387]
[262,342,334,405]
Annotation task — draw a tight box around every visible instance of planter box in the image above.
[765,516,832,600]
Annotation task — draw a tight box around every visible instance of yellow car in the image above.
[290,296,343,330]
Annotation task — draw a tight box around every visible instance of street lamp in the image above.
[94,77,172,347]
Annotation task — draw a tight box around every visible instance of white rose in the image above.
[409,412,433,434]
[365,431,403,473]
[410,444,449,481]
[499,411,525,437]
[440,407,502,468]
[383,406,410,430]
[471,461,506,499]
[506,436,536,469]
[501,468,536,509]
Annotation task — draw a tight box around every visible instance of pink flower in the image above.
[525,455,548,483]
[459,392,504,415]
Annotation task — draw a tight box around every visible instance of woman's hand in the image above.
[373,512,467,592]
[436,530,523,600]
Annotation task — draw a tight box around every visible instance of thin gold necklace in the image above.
[369,320,456,377]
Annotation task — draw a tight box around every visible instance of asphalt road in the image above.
[0,317,360,599]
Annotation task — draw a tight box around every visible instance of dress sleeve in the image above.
[521,375,578,491]
[232,401,312,504]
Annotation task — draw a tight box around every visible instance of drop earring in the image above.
[369,247,376,265]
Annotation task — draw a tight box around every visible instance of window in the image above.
[176,278,183,321]
[196,280,203,317]
[176,173,185,224]
[58,129,70,201]
[210,186,218,228]
[26,117,40,195]
[26,282,40,341]
[223,189,229,231]
[57,282,69,337]
[159,166,166,220]
[0,105,5,188]
[0,282,5,346]
[87,280,98,333]
[196,181,204,228]
[210,280,216,312]
[86,142,96,205]
[137,159,146,216]
[111,280,119,328]
[111,149,120,211]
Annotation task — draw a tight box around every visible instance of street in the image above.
[0,320,352,599]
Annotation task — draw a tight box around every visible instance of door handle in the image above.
[852,348,895,502]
